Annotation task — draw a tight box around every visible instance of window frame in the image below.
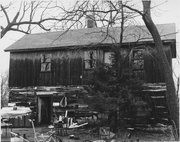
[132,48,145,80]
[84,50,97,70]
[40,54,52,72]
[104,51,113,65]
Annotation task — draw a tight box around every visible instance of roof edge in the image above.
[5,39,176,53]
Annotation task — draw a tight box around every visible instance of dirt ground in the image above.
[1,125,175,142]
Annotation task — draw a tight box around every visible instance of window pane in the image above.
[133,49,144,59]
[104,52,112,64]
[84,51,96,69]
[41,54,51,72]
[133,60,144,69]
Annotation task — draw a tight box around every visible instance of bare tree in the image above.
[0,0,77,38]
[1,0,178,138]
[177,77,179,96]
[56,0,179,138]
[0,0,138,38]
[142,1,179,138]
[1,71,9,107]
[123,1,179,139]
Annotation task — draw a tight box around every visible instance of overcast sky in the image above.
[0,0,180,82]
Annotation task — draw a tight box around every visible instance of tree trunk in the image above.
[142,1,179,140]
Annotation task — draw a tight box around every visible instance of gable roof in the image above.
[5,23,176,52]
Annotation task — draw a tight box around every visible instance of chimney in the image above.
[86,15,96,28]
[142,0,151,16]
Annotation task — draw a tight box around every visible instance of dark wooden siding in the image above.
[120,45,173,83]
[144,45,172,83]
[9,44,173,87]
[83,49,104,84]
[9,50,84,87]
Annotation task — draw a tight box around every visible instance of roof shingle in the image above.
[5,23,176,52]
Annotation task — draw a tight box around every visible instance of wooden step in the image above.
[153,112,170,118]
[151,98,167,107]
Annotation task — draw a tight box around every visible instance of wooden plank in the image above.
[144,50,165,83]
[70,57,83,85]
[155,112,170,118]
[9,57,13,87]
[24,115,31,127]
[28,59,33,86]
[9,50,84,87]
[151,98,167,106]
[154,106,169,115]
[35,58,40,86]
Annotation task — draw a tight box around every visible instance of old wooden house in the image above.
[5,23,176,126]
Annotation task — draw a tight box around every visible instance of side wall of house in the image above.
[144,45,172,83]
[8,44,173,87]
[9,50,85,87]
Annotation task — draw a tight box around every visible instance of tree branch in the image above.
[1,5,10,24]
[12,11,20,23]
[9,28,29,34]
[123,4,143,16]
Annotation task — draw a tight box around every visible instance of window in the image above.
[84,50,96,69]
[132,49,144,79]
[41,54,51,72]
[132,60,144,69]
[104,52,113,64]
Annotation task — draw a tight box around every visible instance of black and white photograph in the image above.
[0,0,180,141]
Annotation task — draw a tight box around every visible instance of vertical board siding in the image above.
[9,50,84,87]
[9,45,173,87]
[144,45,172,83]
[70,57,83,85]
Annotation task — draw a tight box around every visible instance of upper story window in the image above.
[132,49,145,80]
[132,49,144,69]
[84,50,97,69]
[41,54,51,72]
[104,52,113,64]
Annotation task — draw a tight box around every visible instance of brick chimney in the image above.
[86,15,96,28]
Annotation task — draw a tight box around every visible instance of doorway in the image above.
[38,96,52,125]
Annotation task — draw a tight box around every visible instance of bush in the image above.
[83,62,152,131]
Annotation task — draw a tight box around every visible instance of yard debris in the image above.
[69,134,80,140]
[99,127,115,139]
[60,96,67,107]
